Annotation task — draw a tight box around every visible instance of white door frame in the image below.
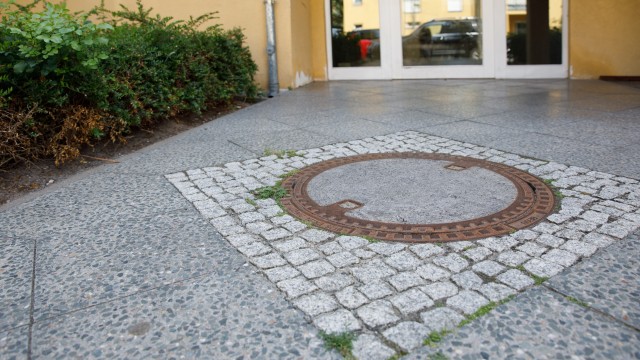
[324,0,569,80]
[494,0,569,78]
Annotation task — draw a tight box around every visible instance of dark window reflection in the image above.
[331,0,381,67]
[506,0,562,65]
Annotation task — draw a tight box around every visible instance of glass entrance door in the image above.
[495,0,568,78]
[324,0,567,80]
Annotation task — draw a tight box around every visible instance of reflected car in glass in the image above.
[367,18,480,63]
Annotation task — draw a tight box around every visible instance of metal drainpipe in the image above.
[265,0,279,97]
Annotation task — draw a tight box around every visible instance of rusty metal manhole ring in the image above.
[280,152,556,243]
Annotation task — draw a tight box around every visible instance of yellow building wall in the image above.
[570,0,640,78]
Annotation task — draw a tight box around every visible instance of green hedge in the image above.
[0,0,258,167]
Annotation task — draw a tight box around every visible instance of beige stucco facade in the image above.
[9,0,639,87]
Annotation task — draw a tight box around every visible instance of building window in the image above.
[353,0,362,6]
[507,0,527,11]
[448,0,463,12]
[404,0,421,13]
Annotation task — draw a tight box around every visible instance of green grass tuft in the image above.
[458,296,515,328]
[319,332,356,360]
[423,329,451,347]
[428,352,449,360]
[565,296,589,307]
[245,198,257,207]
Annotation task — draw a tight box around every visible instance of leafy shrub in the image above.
[0,0,258,168]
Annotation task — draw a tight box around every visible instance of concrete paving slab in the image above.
[404,287,640,360]
[0,236,33,332]
[546,230,640,329]
[31,275,336,360]
[227,128,338,154]
[32,209,240,321]
[0,173,192,238]
[422,120,528,144]
[0,326,29,360]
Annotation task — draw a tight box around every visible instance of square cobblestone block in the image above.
[264,265,300,282]
[384,251,422,271]
[477,236,518,252]
[336,286,370,309]
[282,220,308,233]
[542,249,579,267]
[352,334,396,360]
[382,321,431,352]
[337,236,369,250]
[237,242,272,257]
[472,260,506,277]
[238,211,266,225]
[327,251,360,268]
[293,292,339,317]
[297,260,335,279]
[446,290,489,315]
[523,258,564,278]
[421,307,465,332]
[353,248,377,259]
[300,229,334,243]
[451,271,484,290]
[251,253,287,269]
[535,234,565,248]
[272,237,308,253]
[478,282,517,302]
[356,300,401,328]
[318,241,343,256]
[388,272,425,292]
[463,246,493,262]
[390,288,434,316]
[277,276,318,298]
[270,214,294,225]
[261,228,292,241]
[217,225,246,237]
[284,248,321,266]
[314,273,355,292]
[351,259,397,282]
[359,281,394,300]
[496,250,531,267]
[246,221,274,234]
[227,234,260,247]
[582,232,615,248]
[516,242,548,257]
[409,243,445,259]
[446,241,475,252]
[432,254,469,273]
[497,269,534,290]
[313,309,361,334]
[416,263,451,281]
[421,281,459,301]
[367,242,406,256]
[560,240,598,257]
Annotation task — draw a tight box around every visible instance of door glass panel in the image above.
[330,0,381,67]
[506,0,562,65]
[399,0,482,66]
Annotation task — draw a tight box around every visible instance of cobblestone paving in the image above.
[166,131,640,358]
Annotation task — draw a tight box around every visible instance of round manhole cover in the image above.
[280,153,556,243]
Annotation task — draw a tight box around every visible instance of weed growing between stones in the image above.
[543,179,564,211]
[263,148,301,159]
[458,295,515,328]
[319,331,356,360]
[252,183,287,203]
[428,352,449,360]
[245,198,257,206]
[565,295,589,308]
[515,265,549,285]
[423,329,452,347]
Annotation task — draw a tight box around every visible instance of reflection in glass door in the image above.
[506,0,563,65]
[330,0,381,68]
[399,0,483,66]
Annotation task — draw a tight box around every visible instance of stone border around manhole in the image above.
[165,131,640,358]
[280,152,556,243]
